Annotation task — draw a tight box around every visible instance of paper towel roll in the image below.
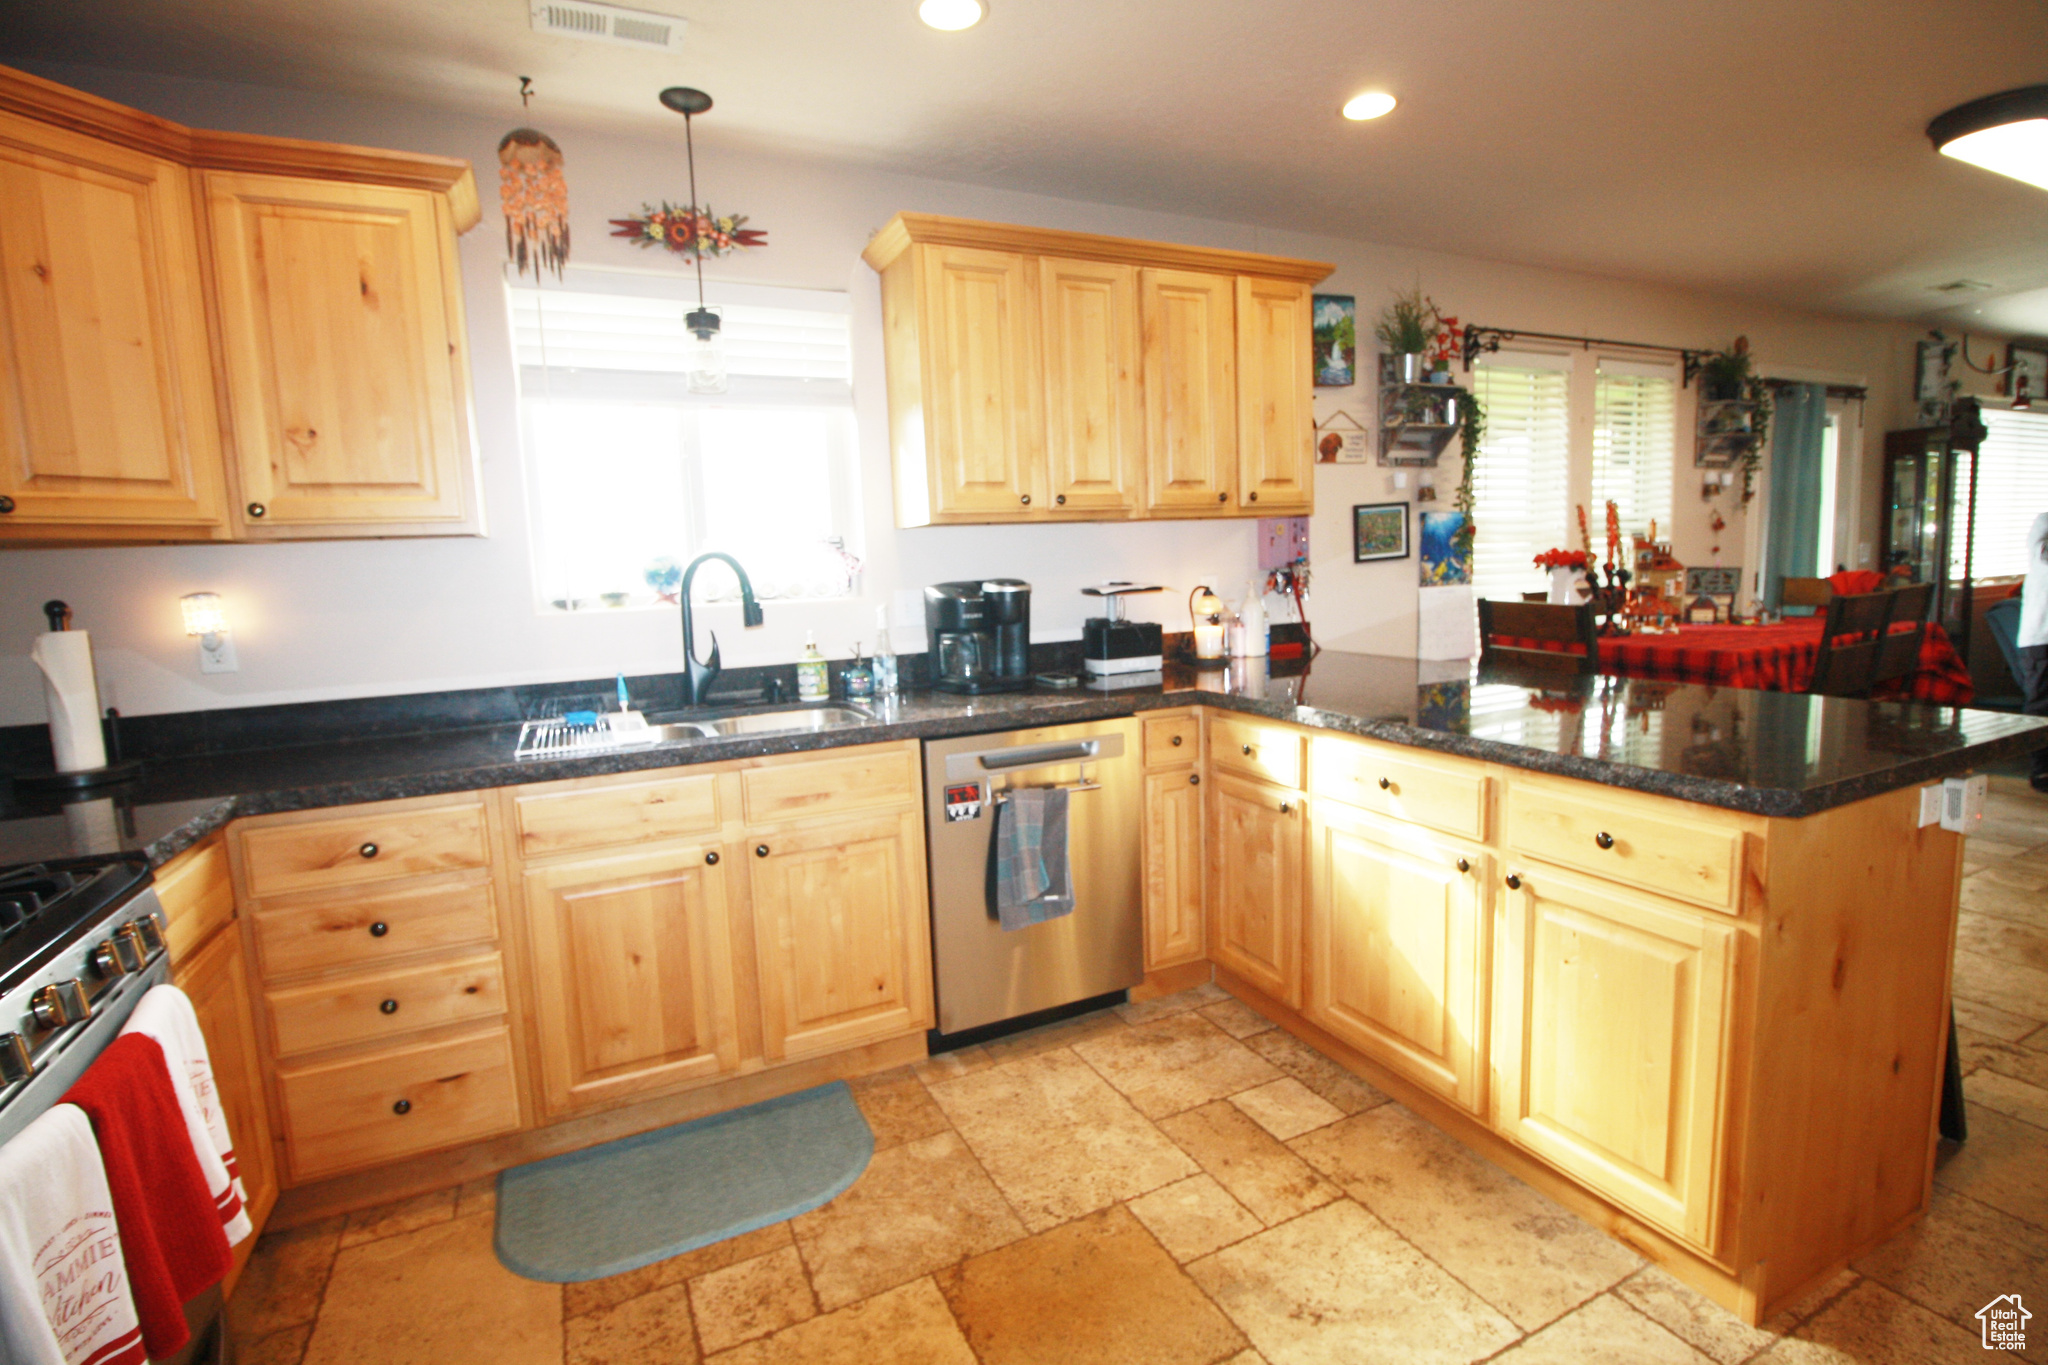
[31,630,107,773]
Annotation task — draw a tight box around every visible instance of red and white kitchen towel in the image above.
[121,986,252,1246]
[0,1105,146,1365]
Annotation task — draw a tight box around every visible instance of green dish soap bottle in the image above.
[797,631,829,701]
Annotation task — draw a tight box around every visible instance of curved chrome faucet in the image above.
[679,552,764,706]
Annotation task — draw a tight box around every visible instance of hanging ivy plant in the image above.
[1454,387,1487,554]
[1738,379,1773,504]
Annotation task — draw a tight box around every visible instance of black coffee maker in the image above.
[925,579,1032,694]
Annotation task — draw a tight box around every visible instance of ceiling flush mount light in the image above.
[658,86,728,394]
[1928,84,2048,192]
[1342,91,1397,121]
[919,0,985,31]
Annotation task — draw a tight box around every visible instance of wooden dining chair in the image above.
[1871,582,1935,690]
[1477,599,1599,674]
[1808,590,1891,696]
[1780,576,1833,614]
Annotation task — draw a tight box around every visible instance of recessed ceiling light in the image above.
[919,0,985,30]
[1928,84,2048,192]
[1342,91,1397,121]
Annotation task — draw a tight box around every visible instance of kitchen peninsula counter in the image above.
[3,650,2041,866]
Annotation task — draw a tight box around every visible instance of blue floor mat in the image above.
[493,1081,873,1283]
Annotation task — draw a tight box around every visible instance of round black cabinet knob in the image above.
[392,1099,412,1115]
[1055,494,1067,505]
[705,851,720,865]
[1248,491,1259,502]
[1456,858,1470,873]
[1188,773,1201,785]
[359,842,379,859]
[1171,734,1183,746]
[1378,777,1392,790]
[1217,492,1228,503]
[1595,831,1615,850]
[0,496,14,514]
[1020,494,1031,505]
[1505,874,1522,890]
[755,844,770,858]
[379,998,399,1015]
[1278,801,1293,815]
[1241,744,1254,756]
[247,502,266,518]
[368,922,389,937]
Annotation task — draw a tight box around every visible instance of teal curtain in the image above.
[1764,383,1827,611]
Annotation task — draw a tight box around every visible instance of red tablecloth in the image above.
[1594,619,1975,704]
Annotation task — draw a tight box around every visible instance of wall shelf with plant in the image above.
[1692,338,1772,502]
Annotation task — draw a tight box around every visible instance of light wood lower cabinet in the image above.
[1207,770,1305,1008]
[1492,865,1735,1252]
[1143,767,1206,969]
[748,809,929,1062]
[1308,802,1489,1113]
[521,841,740,1116]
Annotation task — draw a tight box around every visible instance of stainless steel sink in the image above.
[647,704,877,742]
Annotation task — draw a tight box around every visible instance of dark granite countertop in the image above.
[3,650,2042,868]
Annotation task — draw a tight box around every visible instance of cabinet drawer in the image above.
[1505,784,1742,913]
[740,745,918,825]
[1208,716,1303,789]
[1310,737,1488,841]
[241,802,488,898]
[278,1028,521,1181]
[513,773,721,857]
[267,952,506,1058]
[251,877,498,980]
[1143,714,1200,766]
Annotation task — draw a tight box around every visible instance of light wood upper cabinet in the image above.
[521,841,741,1116]
[864,212,1329,526]
[1493,865,1734,1252]
[1234,276,1314,513]
[0,111,227,538]
[1308,802,1488,1113]
[1207,770,1306,1007]
[1040,255,1140,514]
[1141,267,1238,514]
[748,808,932,1063]
[206,173,481,536]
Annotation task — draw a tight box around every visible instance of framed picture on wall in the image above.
[2010,343,2048,406]
[1352,502,1409,562]
[1314,295,1357,387]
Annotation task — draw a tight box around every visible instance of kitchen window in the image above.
[511,270,862,611]
[1949,406,2048,582]
[1590,359,1677,542]
[1470,354,1572,603]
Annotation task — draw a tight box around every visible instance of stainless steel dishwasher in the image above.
[923,718,1143,1040]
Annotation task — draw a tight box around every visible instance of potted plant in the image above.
[1375,287,1434,383]
[1700,339,1752,403]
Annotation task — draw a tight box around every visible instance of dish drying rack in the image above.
[514,712,657,760]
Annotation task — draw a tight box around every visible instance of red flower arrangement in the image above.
[1533,548,1594,571]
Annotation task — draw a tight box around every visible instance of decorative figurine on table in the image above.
[1627,527,1687,633]
[1593,501,1633,636]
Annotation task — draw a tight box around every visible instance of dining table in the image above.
[1594,617,1976,705]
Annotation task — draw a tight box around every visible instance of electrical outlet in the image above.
[1940,774,1986,834]
[1918,784,1944,828]
[198,632,238,674]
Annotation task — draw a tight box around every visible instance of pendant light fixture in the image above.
[659,85,728,394]
[1927,84,2048,193]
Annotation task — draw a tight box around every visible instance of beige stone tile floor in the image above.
[230,776,2048,1364]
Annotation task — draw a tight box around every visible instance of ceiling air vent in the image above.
[529,0,686,52]
[1929,279,1994,293]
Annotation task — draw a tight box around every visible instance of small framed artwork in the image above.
[1353,502,1409,562]
[1418,510,1472,585]
[2010,343,2048,405]
[1314,294,1357,387]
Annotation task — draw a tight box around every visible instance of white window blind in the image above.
[1470,355,1572,602]
[510,271,861,610]
[1591,359,1676,541]
[1951,407,2048,581]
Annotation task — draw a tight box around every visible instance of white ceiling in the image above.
[7,0,2048,333]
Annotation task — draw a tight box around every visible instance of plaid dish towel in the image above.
[994,786,1074,931]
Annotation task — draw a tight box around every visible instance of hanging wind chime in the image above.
[498,77,570,279]
[610,88,769,394]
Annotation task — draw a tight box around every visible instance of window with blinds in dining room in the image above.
[1949,406,2048,581]
[1470,354,1572,603]
[1591,358,1677,542]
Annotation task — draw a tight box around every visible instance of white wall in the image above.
[0,62,1921,725]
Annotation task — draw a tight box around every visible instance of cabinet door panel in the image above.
[1495,868,1733,1250]
[205,172,476,531]
[1234,276,1313,513]
[1143,767,1205,969]
[919,245,1040,517]
[1040,255,1138,514]
[0,114,225,528]
[750,810,931,1061]
[1309,805,1487,1111]
[173,916,277,1274]
[1141,268,1235,512]
[1207,771,1304,1006]
[521,844,739,1115]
